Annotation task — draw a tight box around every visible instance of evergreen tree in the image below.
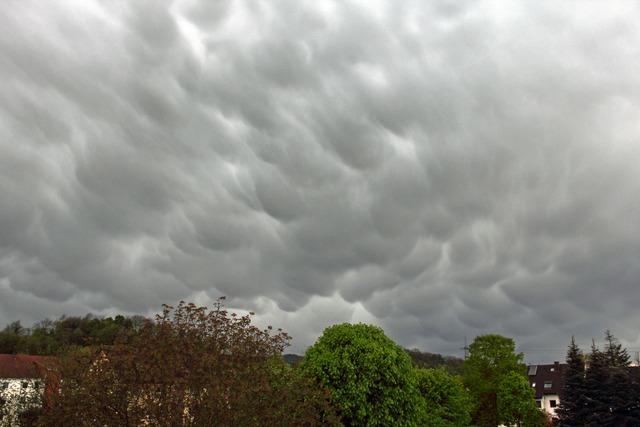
[583,341,611,426]
[630,372,640,424]
[604,330,630,367]
[603,331,638,426]
[577,332,640,426]
[584,339,622,426]
[556,337,587,427]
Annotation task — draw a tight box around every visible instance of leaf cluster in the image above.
[415,367,472,427]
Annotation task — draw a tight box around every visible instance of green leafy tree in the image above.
[497,371,546,427]
[556,337,587,426]
[0,321,27,354]
[301,323,426,426]
[415,367,472,427]
[0,330,22,354]
[4,321,25,335]
[463,334,528,427]
[264,358,340,426]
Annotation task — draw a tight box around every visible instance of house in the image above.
[527,361,566,419]
[0,354,55,426]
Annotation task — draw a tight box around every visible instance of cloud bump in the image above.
[1,0,640,357]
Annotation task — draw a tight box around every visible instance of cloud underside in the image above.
[1,0,640,354]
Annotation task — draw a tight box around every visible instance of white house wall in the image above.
[539,394,560,418]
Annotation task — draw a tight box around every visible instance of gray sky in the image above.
[1,0,640,361]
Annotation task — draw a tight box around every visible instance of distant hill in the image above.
[405,348,464,375]
[283,353,303,366]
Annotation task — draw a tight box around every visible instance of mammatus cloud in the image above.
[1,0,640,358]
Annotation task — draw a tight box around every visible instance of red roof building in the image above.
[0,354,54,379]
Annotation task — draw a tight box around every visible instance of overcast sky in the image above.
[1,0,640,361]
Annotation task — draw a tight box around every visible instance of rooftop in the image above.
[528,361,566,399]
[0,354,55,379]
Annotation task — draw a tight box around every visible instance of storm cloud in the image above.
[2,0,640,359]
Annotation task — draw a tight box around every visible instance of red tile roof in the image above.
[0,354,55,379]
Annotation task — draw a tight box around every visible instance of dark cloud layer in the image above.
[2,0,640,359]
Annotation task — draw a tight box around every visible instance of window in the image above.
[536,400,542,408]
[544,380,552,389]
[550,400,557,408]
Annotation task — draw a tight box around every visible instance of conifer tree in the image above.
[583,341,611,426]
[556,337,586,427]
[604,330,630,368]
[603,331,638,426]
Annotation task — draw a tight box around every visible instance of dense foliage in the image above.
[34,300,337,426]
[415,367,472,427]
[559,331,640,427]
[302,323,426,426]
[0,315,144,355]
[556,337,587,426]
[406,349,464,375]
[9,308,640,427]
[463,334,532,427]
[497,371,547,427]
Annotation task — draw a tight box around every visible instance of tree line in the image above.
[0,317,464,377]
[0,314,146,356]
[0,300,571,426]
